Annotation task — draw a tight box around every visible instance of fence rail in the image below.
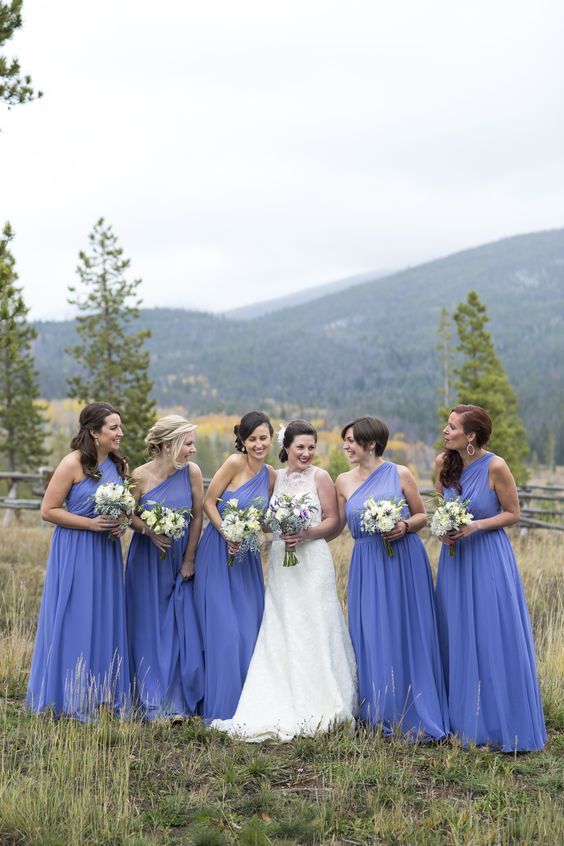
[1,472,563,531]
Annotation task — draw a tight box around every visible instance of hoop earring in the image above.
[466,442,475,456]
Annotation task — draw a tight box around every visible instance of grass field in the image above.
[0,524,562,845]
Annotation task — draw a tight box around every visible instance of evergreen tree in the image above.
[0,1,41,107]
[0,222,47,471]
[435,306,455,415]
[452,290,528,483]
[67,219,156,468]
[326,445,349,481]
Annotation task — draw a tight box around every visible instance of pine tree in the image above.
[67,219,156,468]
[452,290,528,483]
[0,1,41,107]
[0,222,47,471]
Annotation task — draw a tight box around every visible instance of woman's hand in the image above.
[110,522,129,538]
[382,520,409,544]
[89,515,121,533]
[281,531,303,549]
[180,558,195,580]
[225,538,240,556]
[438,531,456,547]
[450,521,481,540]
[149,531,172,554]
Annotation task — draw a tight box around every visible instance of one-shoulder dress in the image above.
[436,452,547,751]
[346,461,449,739]
[125,466,204,719]
[26,458,130,719]
[194,464,269,720]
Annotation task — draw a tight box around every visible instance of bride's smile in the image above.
[287,435,317,471]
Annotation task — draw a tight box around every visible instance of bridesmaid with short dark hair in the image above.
[336,415,449,740]
[194,411,276,721]
[27,402,130,719]
[435,404,546,751]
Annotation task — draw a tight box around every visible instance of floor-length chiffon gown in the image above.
[194,464,269,721]
[212,466,358,742]
[26,458,130,720]
[346,462,449,739]
[436,452,547,751]
[125,466,204,719]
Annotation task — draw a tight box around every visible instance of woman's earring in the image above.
[94,436,100,447]
[466,442,475,456]
[242,446,246,453]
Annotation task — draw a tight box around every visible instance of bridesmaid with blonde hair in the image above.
[126,414,204,719]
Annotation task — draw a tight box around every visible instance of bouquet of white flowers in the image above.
[92,479,136,540]
[220,497,264,566]
[264,492,318,567]
[430,495,474,556]
[138,501,189,559]
[360,496,406,558]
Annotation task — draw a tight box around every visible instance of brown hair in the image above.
[340,416,389,456]
[70,402,127,480]
[440,404,492,492]
[233,411,273,453]
[279,420,317,463]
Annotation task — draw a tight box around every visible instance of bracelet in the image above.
[141,526,146,535]
[402,520,410,535]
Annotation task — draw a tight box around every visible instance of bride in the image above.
[211,419,357,742]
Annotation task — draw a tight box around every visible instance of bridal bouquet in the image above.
[264,492,318,567]
[220,497,264,566]
[92,479,136,540]
[138,501,189,559]
[360,496,406,558]
[430,495,474,556]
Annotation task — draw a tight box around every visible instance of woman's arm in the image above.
[383,465,428,542]
[181,463,204,579]
[326,474,348,541]
[40,453,120,532]
[203,455,241,532]
[451,456,520,538]
[129,466,172,555]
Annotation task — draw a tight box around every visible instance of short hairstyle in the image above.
[233,411,273,453]
[340,416,389,456]
[279,419,317,463]
[145,415,197,468]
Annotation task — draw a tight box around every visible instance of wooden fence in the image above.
[1,471,563,532]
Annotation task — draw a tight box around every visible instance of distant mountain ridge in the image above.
[224,270,395,319]
[32,228,564,462]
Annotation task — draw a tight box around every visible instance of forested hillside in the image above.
[32,228,564,461]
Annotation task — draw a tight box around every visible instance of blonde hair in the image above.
[144,415,197,468]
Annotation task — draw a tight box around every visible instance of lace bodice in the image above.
[273,467,322,527]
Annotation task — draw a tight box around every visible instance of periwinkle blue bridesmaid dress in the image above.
[194,465,269,721]
[125,466,204,719]
[346,462,449,740]
[26,458,130,720]
[436,453,547,751]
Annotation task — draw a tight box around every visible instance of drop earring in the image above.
[466,442,475,456]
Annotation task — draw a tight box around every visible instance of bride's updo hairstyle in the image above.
[145,415,197,469]
[440,405,492,493]
[340,416,389,456]
[70,401,127,480]
[234,411,274,453]
[279,420,317,463]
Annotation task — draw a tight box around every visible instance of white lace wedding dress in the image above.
[211,467,358,742]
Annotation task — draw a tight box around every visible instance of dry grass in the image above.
[0,521,562,845]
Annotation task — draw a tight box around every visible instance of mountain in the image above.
[32,228,564,461]
[224,271,394,319]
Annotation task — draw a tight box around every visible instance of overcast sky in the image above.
[1,0,563,320]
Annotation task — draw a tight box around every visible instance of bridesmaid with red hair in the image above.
[435,404,546,751]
